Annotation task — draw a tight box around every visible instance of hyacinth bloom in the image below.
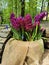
[17,16,24,28]
[10,14,20,30]
[24,23,33,31]
[33,21,40,28]
[10,14,35,31]
[10,12,47,41]
[10,13,15,19]
[24,14,33,31]
[10,13,15,22]
[24,14,32,24]
[34,11,48,22]
[11,18,20,30]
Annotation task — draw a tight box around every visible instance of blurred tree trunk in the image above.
[43,1,45,11]
[29,0,30,13]
[46,2,49,20]
[40,0,44,12]
[21,0,25,17]
[14,0,17,16]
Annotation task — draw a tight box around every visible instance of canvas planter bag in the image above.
[0,38,44,65]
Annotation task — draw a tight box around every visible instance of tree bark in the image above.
[40,0,44,12]
[14,0,17,16]
[46,2,49,20]
[21,0,25,17]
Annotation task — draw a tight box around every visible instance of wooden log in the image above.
[0,49,2,53]
[0,44,3,49]
[0,25,12,63]
[43,38,49,49]
[0,28,11,38]
[0,32,10,38]
[41,22,49,37]
[0,24,10,31]
[0,38,7,44]
[46,28,49,37]
[0,28,11,33]
[47,38,49,42]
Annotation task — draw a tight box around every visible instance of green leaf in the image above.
[11,27,22,40]
[25,32,30,41]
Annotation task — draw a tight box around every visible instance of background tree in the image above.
[21,0,25,17]
[40,0,44,12]
[0,0,49,24]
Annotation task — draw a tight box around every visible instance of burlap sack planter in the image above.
[0,38,44,65]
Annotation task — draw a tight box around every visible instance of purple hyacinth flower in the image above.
[24,14,33,31]
[17,16,24,27]
[10,17,20,30]
[10,13,15,19]
[34,11,48,22]
[25,14,32,24]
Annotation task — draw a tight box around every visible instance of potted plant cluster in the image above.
[8,11,47,65]
[10,11,47,41]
